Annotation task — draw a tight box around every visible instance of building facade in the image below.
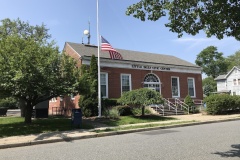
[49,42,203,114]
[215,66,240,95]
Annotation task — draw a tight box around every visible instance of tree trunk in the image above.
[24,101,33,124]
[141,106,145,116]
[19,99,26,117]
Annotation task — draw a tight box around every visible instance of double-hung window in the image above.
[188,78,196,97]
[233,79,237,85]
[121,74,131,94]
[171,77,180,97]
[100,73,108,98]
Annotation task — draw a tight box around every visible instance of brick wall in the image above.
[49,43,203,114]
[102,67,203,100]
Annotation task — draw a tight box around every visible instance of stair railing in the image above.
[163,98,177,115]
[175,98,189,114]
[154,104,165,116]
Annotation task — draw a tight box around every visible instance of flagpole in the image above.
[97,0,101,117]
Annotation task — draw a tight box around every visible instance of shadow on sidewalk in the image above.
[33,118,110,142]
[34,132,74,142]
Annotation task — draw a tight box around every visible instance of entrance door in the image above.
[143,74,161,94]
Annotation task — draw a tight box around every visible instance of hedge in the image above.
[0,98,17,109]
[204,94,240,115]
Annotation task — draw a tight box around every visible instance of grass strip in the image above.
[94,120,197,133]
[103,115,178,126]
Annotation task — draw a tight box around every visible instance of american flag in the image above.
[101,36,123,60]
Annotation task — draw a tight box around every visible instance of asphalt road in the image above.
[0,120,239,160]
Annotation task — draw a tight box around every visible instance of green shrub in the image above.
[132,107,151,116]
[117,105,133,116]
[82,108,92,117]
[103,99,118,107]
[204,94,239,115]
[0,98,17,109]
[108,108,120,119]
[79,96,98,117]
[118,88,163,116]
[232,95,240,110]
[184,95,194,113]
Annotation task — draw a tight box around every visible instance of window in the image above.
[121,74,131,94]
[238,79,240,85]
[233,79,237,85]
[188,78,195,97]
[101,73,108,98]
[70,94,75,100]
[50,97,57,102]
[143,73,161,93]
[171,77,180,97]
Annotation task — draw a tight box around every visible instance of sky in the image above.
[1,0,240,68]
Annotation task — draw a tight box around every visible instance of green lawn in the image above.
[0,115,179,138]
[103,115,177,126]
[0,116,93,138]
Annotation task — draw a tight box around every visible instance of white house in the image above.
[215,66,240,95]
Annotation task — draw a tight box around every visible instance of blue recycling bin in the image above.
[71,109,82,128]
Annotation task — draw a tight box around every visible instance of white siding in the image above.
[227,68,240,95]
[217,67,240,95]
[217,80,227,92]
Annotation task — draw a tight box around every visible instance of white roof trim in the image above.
[225,66,240,78]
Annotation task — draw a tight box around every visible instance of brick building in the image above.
[49,42,203,114]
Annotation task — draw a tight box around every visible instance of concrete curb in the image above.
[0,117,240,149]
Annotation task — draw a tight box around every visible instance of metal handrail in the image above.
[163,98,177,115]
[154,104,165,116]
[175,98,189,114]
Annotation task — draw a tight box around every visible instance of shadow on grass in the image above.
[103,115,177,126]
[0,116,93,138]
[213,144,240,158]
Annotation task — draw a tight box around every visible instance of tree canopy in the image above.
[202,77,217,96]
[195,46,228,78]
[126,0,240,40]
[0,18,80,123]
[226,50,240,70]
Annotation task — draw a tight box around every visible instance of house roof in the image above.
[66,42,200,68]
[215,66,240,80]
[214,74,227,80]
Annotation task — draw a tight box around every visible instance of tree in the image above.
[78,55,98,117]
[126,0,240,40]
[195,46,228,78]
[0,18,80,123]
[226,50,240,70]
[118,88,163,116]
[202,77,217,96]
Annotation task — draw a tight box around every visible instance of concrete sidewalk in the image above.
[0,114,240,149]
